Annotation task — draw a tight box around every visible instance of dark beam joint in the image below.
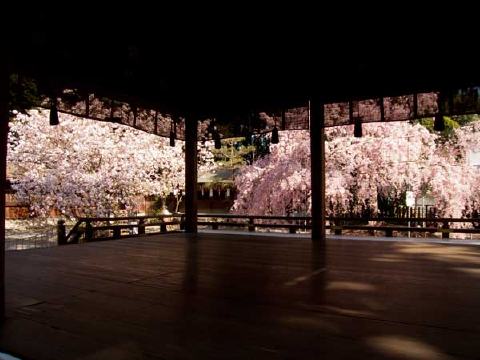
[348,100,354,124]
[85,94,90,117]
[413,93,418,119]
[133,107,137,127]
[435,91,446,132]
[380,97,385,121]
[110,99,114,120]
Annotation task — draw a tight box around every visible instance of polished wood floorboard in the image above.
[2,233,480,359]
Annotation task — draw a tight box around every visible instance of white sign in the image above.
[405,191,415,207]
[468,150,480,168]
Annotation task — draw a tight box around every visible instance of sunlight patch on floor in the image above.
[395,244,480,264]
[370,253,409,263]
[283,268,326,287]
[452,267,480,277]
[370,256,408,263]
[326,281,375,292]
[366,335,452,360]
[322,305,375,318]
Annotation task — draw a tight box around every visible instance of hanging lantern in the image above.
[271,114,280,144]
[208,119,222,149]
[354,117,362,138]
[271,126,279,144]
[243,112,254,145]
[169,119,176,146]
[244,131,252,145]
[433,114,445,131]
[50,101,59,126]
[214,131,222,149]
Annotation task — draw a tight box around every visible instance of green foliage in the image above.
[417,116,459,140]
[151,194,178,214]
[211,137,253,167]
[242,134,271,165]
[452,114,480,126]
[377,182,410,220]
[212,134,270,167]
[9,74,40,115]
[199,181,233,192]
[213,112,269,139]
[151,196,165,214]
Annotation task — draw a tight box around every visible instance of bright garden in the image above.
[6,107,480,242]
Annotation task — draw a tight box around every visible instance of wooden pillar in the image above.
[310,99,326,241]
[113,226,121,239]
[85,221,94,241]
[160,218,167,233]
[138,218,145,235]
[57,220,67,245]
[185,116,198,233]
[0,52,8,319]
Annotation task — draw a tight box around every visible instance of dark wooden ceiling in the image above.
[8,6,480,118]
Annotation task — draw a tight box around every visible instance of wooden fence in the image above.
[58,213,480,245]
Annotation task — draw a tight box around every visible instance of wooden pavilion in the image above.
[2,8,480,358]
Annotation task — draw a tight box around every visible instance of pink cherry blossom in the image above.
[8,110,214,218]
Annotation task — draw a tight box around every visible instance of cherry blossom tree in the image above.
[8,109,214,218]
[9,108,480,221]
[232,121,480,219]
[428,121,480,218]
[232,130,311,216]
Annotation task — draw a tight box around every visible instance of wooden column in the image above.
[0,51,8,318]
[310,99,326,241]
[185,116,198,233]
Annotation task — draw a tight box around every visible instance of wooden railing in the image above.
[198,213,310,234]
[57,213,480,245]
[58,214,185,245]
[197,214,480,239]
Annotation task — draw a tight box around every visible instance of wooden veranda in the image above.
[2,232,480,359]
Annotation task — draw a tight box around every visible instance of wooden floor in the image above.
[2,233,480,359]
